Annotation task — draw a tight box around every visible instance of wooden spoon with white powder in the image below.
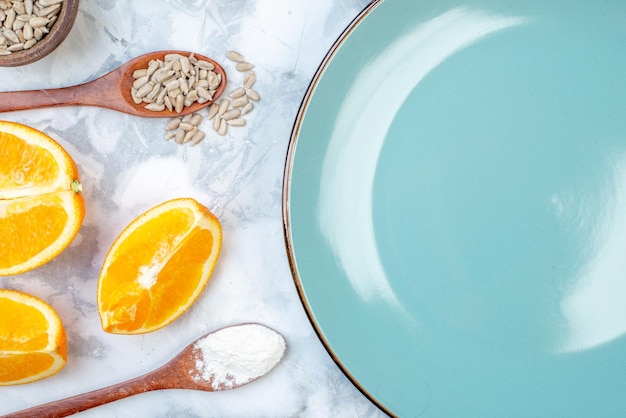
[3,323,286,418]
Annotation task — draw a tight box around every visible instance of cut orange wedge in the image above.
[0,289,67,386]
[97,198,222,334]
[0,120,85,276]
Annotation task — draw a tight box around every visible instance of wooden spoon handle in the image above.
[1,371,167,418]
[0,71,128,114]
[0,85,90,113]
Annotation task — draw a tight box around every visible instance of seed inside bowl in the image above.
[0,0,64,56]
[131,52,223,114]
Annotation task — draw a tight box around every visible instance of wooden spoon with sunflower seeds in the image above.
[0,50,227,118]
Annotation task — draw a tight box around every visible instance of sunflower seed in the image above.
[175,129,185,144]
[154,69,175,83]
[146,83,161,101]
[130,88,142,104]
[196,60,214,71]
[12,18,25,30]
[207,103,219,120]
[236,62,254,72]
[217,118,228,136]
[164,53,185,61]
[145,103,165,112]
[45,15,57,28]
[207,72,220,90]
[2,28,18,43]
[165,131,175,141]
[240,102,254,116]
[38,0,63,6]
[189,130,205,146]
[165,78,180,91]
[164,96,173,112]
[6,41,21,51]
[38,4,61,17]
[227,50,244,62]
[179,122,194,131]
[221,108,240,121]
[175,94,184,113]
[212,114,221,131]
[132,69,147,78]
[245,88,260,101]
[132,75,149,89]
[168,87,181,99]
[227,118,246,127]
[166,118,181,131]
[13,1,24,14]
[231,95,249,108]
[156,87,167,105]
[180,56,191,74]
[179,77,189,95]
[229,87,246,99]
[243,71,256,89]
[4,8,15,29]
[135,83,153,98]
[218,98,230,115]
[196,85,212,100]
[185,89,199,103]
[183,127,199,143]
[15,27,24,42]
[189,113,203,126]
[147,60,160,77]
[28,16,48,28]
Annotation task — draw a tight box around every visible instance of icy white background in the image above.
[0,0,385,416]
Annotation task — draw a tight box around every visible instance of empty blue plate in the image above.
[284,0,626,415]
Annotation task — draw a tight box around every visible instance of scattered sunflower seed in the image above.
[217,118,227,136]
[231,95,248,108]
[217,98,230,115]
[226,50,244,63]
[163,50,261,145]
[245,88,260,102]
[240,102,254,116]
[164,112,206,145]
[207,102,219,120]
[243,71,256,89]
[221,108,240,121]
[227,118,246,127]
[229,87,246,99]
[235,61,254,72]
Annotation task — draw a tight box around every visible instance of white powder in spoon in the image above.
[192,323,286,390]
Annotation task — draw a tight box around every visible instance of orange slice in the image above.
[0,289,67,386]
[97,198,222,334]
[0,120,85,276]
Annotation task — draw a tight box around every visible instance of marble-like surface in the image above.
[0,0,386,416]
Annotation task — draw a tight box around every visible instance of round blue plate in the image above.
[284,0,626,415]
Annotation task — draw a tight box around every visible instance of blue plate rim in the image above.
[281,0,392,416]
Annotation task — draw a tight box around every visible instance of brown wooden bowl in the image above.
[0,0,79,67]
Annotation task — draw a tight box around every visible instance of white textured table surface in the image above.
[0,0,386,416]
